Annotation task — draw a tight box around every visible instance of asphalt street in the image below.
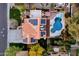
[0,3,7,56]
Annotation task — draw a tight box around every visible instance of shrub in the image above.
[29,51,36,56]
[29,44,45,56]
[50,38,63,46]
[5,46,22,56]
[68,39,76,45]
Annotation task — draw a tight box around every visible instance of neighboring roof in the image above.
[34,3,51,9]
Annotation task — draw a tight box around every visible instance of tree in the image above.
[10,7,21,26]
[15,3,26,13]
[65,4,79,41]
[66,14,79,41]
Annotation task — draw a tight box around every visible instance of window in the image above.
[41,19,46,25]
[29,19,38,25]
[41,31,45,36]
[31,38,36,42]
[40,25,46,31]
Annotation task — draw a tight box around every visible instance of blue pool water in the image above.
[51,13,64,33]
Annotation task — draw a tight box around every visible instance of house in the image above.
[21,10,50,44]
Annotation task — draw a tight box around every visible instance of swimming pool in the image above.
[51,17,62,33]
[50,12,64,37]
